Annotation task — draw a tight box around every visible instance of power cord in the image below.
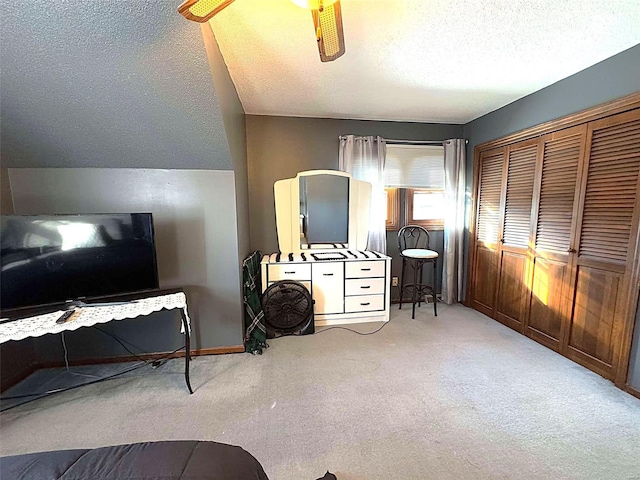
[0,336,185,412]
[0,345,184,407]
[61,332,101,379]
[0,361,147,402]
[314,294,439,336]
[92,326,169,368]
[60,326,169,379]
[315,319,390,336]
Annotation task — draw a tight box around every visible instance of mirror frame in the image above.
[274,170,371,254]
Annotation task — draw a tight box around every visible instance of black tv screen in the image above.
[1,214,159,310]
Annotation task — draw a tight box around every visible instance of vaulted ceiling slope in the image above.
[1,0,233,169]
[211,0,640,124]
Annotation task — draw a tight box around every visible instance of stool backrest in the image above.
[398,225,431,251]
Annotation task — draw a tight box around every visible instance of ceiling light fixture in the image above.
[178,0,346,63]
[178,0,235,23]
[291,0,345,62]
[290,0,337,7]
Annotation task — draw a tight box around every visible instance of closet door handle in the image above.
[567,248,577,253]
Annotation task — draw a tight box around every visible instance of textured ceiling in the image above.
[1,0,232,169]
[211,0,640,123]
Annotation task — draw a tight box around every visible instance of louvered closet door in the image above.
[471,147,505,316]
[566,109,640,379]
[494,139,539,332]
[526,125,586,352]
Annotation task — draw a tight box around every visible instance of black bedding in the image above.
[1,440,270,480]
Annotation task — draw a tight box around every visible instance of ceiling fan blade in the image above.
[311,0,345,62]
[178,0,235,23]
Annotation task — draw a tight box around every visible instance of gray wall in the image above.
[463,45,640,152]
[9,168,244,361]
[246,115,462,254]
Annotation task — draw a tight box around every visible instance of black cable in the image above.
[314,295,438,336]
[0,344,185,412]
[0,362,147,402]
[1,345,184,401]
[91,326,163,366]
[315,319,390,336]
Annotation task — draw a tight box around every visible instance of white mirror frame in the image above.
[274,170,371,254]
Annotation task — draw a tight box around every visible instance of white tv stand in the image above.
[261,251,390,326]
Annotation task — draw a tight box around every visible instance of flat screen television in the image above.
[1,213,159,311]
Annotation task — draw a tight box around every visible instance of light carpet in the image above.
[1,304,639,480]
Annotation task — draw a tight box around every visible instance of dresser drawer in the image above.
[345,294,385,313]
[345,260,385,278]
[345,277,385,296]
[268,281,311,292]
[268,263,311,281]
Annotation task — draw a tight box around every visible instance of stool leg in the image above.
[399,257,406,310]
[433,259,438,317]
[412,260,418,319]
[418,263,424,308]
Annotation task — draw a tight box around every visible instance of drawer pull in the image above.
[284,271,296,274]
[323,273,334,276]
[360,302,370,306]
[360,285,371,289]
[361,268,371,271]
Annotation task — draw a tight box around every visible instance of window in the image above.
[384,144,445,230]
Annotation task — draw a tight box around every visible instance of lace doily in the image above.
[0,292,190,344]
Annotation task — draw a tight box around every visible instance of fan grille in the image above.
[262,282,313,331]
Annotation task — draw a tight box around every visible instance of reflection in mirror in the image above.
[299,175,349,248]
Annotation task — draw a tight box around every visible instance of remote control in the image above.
[56,310,77,324]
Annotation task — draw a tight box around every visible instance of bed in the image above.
[1,440,269,480]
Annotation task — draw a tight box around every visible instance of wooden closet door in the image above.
[566,109,640,379]
[494,139,539,332]
[471,147,505,317]
[526,126,586,352]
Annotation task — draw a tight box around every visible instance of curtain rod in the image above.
[384,139,442,146]
[339,136,468,145]
[384,138,469,145]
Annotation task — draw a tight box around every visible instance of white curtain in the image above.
[442,139,466,304]
[339,135,387,254]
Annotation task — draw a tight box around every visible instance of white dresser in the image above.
[261,251,391,326]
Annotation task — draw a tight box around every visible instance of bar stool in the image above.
[398,225,438,319]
